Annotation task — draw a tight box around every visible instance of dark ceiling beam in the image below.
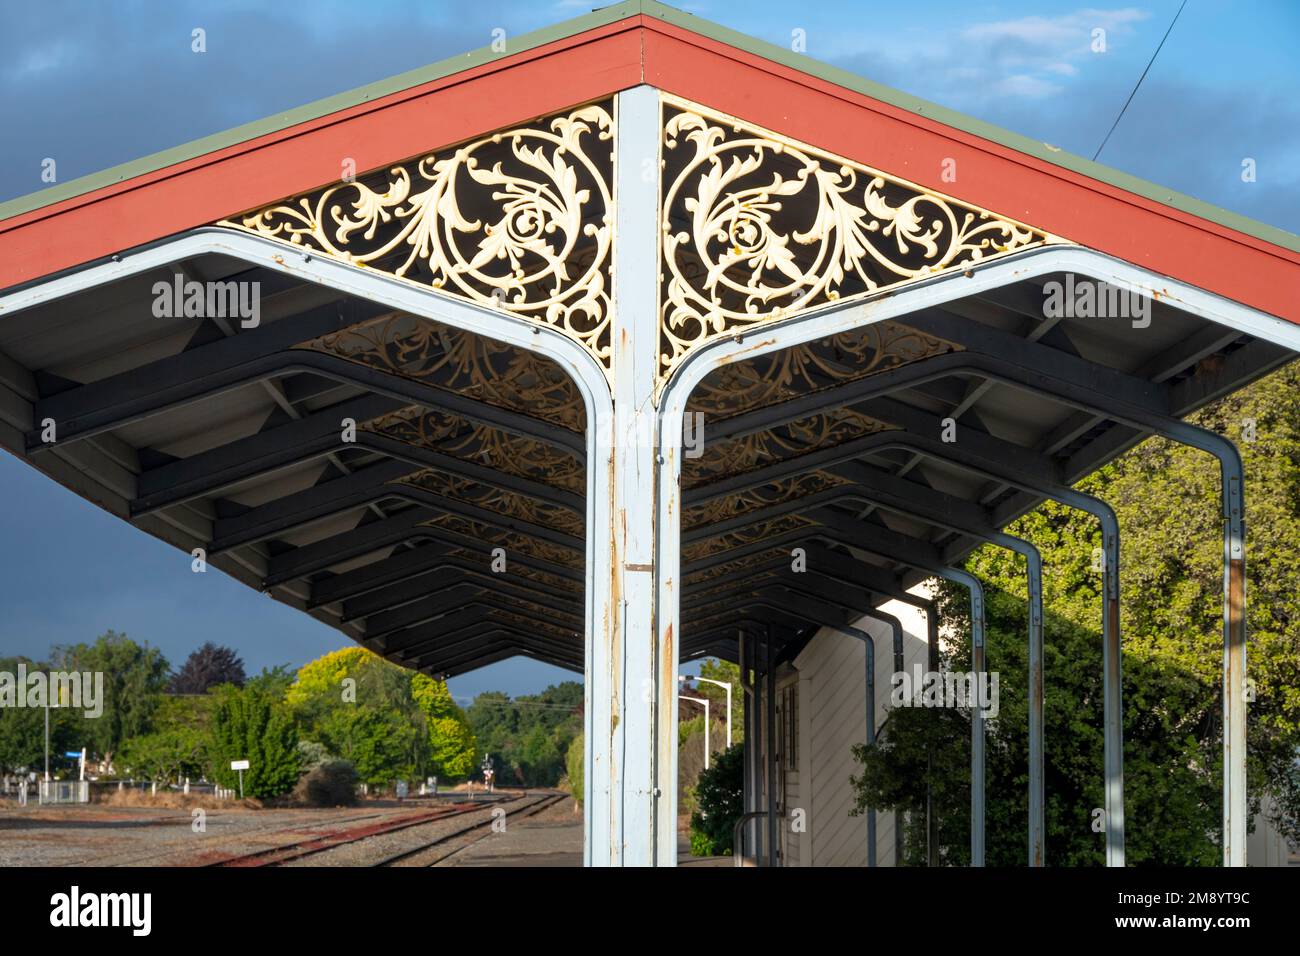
[131,396,582,517]
[309,542,577,610]
[704,306,1175,447]
[261,507,582,589]
[207,462,583,555]
[340,565,580,623]
[380,600,579,658]
[28,298,391,450]
[402,630,582,675]
[389,607,579,662]
[27,300,582,456]
[367,585,582,644]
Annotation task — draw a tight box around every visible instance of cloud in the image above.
[818,6,1300,234]
[833,7,1150,112]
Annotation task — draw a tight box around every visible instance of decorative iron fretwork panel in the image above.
[683,407,892,489]
[683,471,848,531]
[682,513,814,565]
[444,545,583,595]
[689,570,779,604]
[396,469,584,538]
[221,102,616,370]
[421,513,583,571]
[660,93,1058,383]
[298,313,586,432]
[684,546,790,586]
[687,320,958,419]
[364,406,587,497]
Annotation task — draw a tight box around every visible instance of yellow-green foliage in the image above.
[287,648,478,783]
[285,646,375,710]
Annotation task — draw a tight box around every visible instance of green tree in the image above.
[0,656,77,774]
[466,682,582,787]
[317,705,420,786]
[118,693,214,786]
[411,674,477,780]
[208,682,299,798]
[121,727,206,786]
[51,632,170,767]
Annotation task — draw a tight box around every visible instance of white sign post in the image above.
[230,759,249,799]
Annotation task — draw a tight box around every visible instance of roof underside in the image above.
[0,246,1291,674]
[1,4,1298,676]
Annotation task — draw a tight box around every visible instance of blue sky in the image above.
[1,1,1297,697]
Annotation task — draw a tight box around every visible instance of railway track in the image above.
[71,806,399,868]
[373,791,567,867]
[204,798,508,868]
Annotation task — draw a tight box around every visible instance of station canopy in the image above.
[1,0,1298,680]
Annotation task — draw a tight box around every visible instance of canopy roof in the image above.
[1,1,1297,676]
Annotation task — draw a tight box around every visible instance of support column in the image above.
[766,624,778,867]
[600,85,664,866]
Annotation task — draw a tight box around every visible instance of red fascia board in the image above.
[3,13,1298,331]
[0,18,644,290]
[642,20,1300,327]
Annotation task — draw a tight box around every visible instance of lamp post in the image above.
[681,674,733,748]
[679,694,710,769]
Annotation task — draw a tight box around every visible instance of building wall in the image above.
[784,589,934,866]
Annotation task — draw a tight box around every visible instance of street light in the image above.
[679,694,710,769]
[680,674,733,749]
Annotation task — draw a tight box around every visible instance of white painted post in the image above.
[605,85,665,867]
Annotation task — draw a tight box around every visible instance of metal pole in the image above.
[864,627,877,867]
[766,624,777,867]
[925,601,940,867]
[749,630,763,861]
[679,695,710,770]
[1223,462,1247,867]
[694,676,734,748]
[934,569,985,868]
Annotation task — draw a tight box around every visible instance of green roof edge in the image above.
[3,0,1297,257]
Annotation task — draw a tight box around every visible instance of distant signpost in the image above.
[230,759,249,798]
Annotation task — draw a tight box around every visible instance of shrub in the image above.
[689,742,745,856]
[294,760,358,807]
[566,733,584,806]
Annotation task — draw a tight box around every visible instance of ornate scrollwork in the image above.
[421,514,583,571]
[684,408,892,489]
[684,546,789,586]
[684,471,848,531]
[688,320,958,418]
[682,513,814,565]
[364,406,587,496]
[298,313,586,432]
[443,545,583,594]
[222,102,615,369]
[397,469,584,538]
[660,94,1057,382]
